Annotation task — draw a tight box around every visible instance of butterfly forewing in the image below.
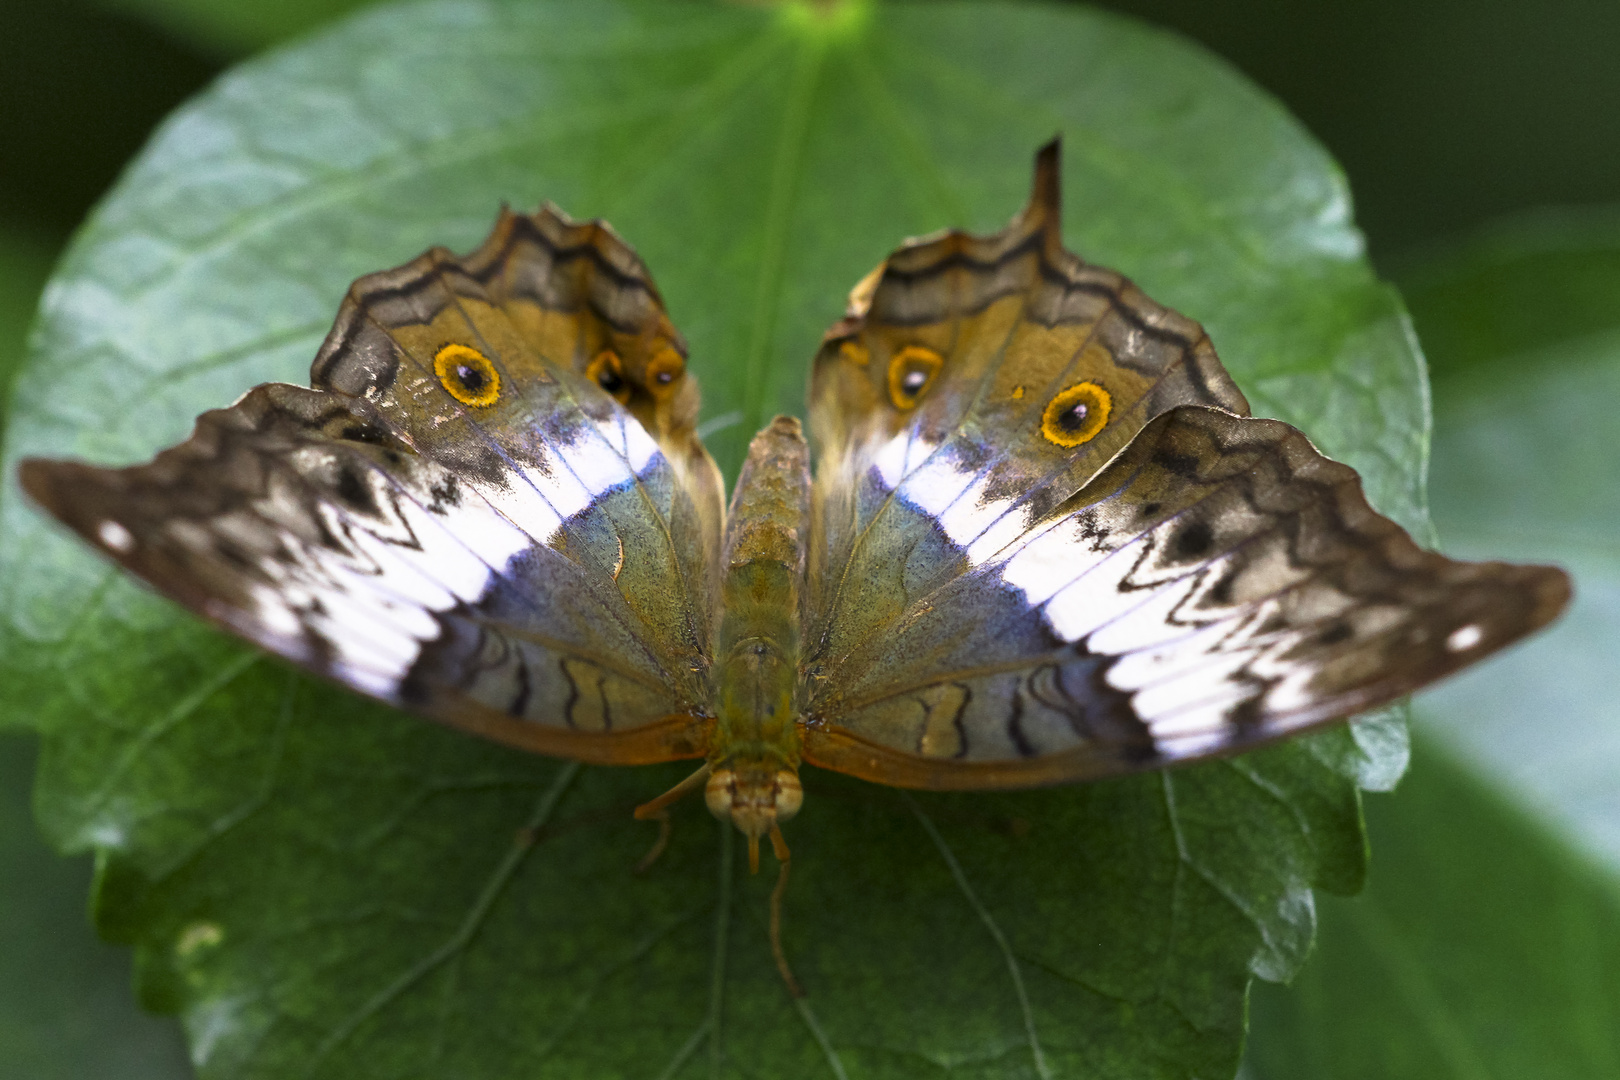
[21,204,723,765]
[800,405,1569,787]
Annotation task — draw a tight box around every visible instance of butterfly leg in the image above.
[632,763,712,874]
[768,823,804,998]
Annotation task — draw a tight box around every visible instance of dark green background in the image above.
[1,1,1616,1077]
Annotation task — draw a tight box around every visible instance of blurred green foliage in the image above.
[1,0,1617,1077]
[1248,206,1620,1080]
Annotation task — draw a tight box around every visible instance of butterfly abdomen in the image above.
[704,418,813,850]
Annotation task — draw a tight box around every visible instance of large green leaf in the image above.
[1,2,1427,1076]
[1247,736,1620,1079]
[1247,211,1620,1076]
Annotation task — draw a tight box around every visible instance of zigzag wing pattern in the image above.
[803,406,1569,787]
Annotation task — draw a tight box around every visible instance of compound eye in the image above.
[704,769,737,821]
[772,771,803,823]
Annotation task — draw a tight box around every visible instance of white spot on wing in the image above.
[230,460,537,698]
[897,450,976,517]
[97,519,135,553]
[1446,623,1483,652]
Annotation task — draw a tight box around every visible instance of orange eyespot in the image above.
[433,344,501,407]
[887,345,943,409]
[645,344,685,400]
[1041,381,1111,447]
[585,349,631,405]
[839,339,870,366]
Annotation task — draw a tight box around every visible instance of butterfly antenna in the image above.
[768,823,804,998]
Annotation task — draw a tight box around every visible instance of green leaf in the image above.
[0,1,1426,1076]
[1246,736,1620,1079]
[1416,213,1620,860]
[1246,210,1620,1076]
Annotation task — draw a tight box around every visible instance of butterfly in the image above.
[19,140,1569,994]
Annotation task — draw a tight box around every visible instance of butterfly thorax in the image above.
[704,417,812,862]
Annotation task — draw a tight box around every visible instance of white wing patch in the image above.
[146,417,666,700]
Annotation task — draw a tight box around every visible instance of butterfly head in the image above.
[705,764,803,872]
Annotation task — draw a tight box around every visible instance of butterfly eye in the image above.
[1041,380,1111,447]
[586,349,632,405]
[887,345,943,409]
[645,344,686,399]
[433,344,501,407]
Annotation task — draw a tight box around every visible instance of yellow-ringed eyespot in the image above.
[839,339,870,366]
[644,345,685,400]
[1041,380,1111,447]
[887,344,943,409]
[586,349,631,405]
[433,344,501,407]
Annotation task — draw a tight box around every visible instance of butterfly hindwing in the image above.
[21,205,722,764]
[805,141,1247,680]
